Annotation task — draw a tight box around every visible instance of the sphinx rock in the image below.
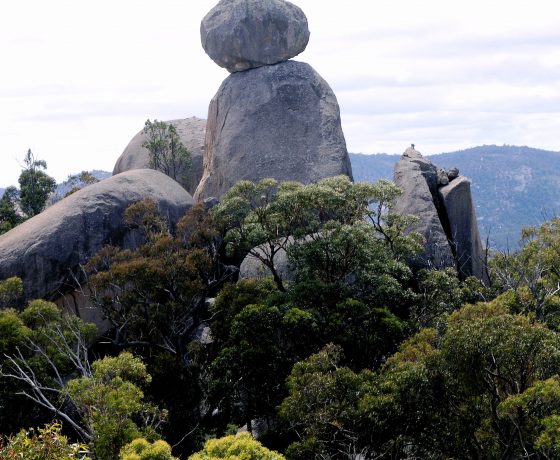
[112,117,206,195]
[0,169,194,303]
[394,146,487,282]
[194,60,353,200]
[394,147,455,270]
[201,0,310,73]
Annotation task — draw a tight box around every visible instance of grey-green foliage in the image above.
[18,149,56,218]
[62,171,100,198]
[66,352,165,460]
[0,277,23,308]
[213,175,422,293]
[142,120,191,182]
[0,186,22,235]
[279,301,560,459]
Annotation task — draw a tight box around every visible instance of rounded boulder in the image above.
[201,0,310,73]
[0,169,194,303]
[112,117,206,195]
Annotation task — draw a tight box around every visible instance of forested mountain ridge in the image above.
[351,145,560,250]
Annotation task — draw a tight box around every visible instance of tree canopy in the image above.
[2,177,560,459]
[143,119,191,182]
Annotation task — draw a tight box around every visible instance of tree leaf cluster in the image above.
[142,119,192,183]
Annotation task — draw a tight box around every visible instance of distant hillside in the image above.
[350,145,560,250]
[349,153,396,184]
[0,188,4,198]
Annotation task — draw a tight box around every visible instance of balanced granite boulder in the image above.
[394,146,487,282]
[0,169,194,303]
[194,60,353,200]
[112,117,206,195]
[201,0,310,73]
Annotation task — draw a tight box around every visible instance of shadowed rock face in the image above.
[239,246,294,283]
[201,0,309,73]
[439,177,488,282]
[112,117,206,195]
[394,146,487,282]
[194,60,353,200]
[0,169,194,303]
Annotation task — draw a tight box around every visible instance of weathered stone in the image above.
[55,288,110,333]
[194,60,353,200]
[447,167,460,181]
[394,149,455,270]
[201,0,309,73]
[437,168,449,186]
[239,246,294,283]
[0,169,194,303]
[203,197,220,210]
[112,117,206,195]
[394,146,488,283]
[439,177,488,282]
[238,418,275,439]
[403,145,422,159]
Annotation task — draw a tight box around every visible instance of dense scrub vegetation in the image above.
[1,175,560,459]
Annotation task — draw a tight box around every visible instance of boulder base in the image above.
[195,60,353,200]
[239,246,294,283]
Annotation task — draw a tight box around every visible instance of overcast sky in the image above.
[1,0,560,187]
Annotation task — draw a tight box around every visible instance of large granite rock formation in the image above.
[112,117,206,195]
[201,0,309,73]
[394,147,455,270]
[0,169,194,303]
[394,146,487,282]
[194,60,353,200]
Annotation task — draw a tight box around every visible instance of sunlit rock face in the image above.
[196,0,351,200]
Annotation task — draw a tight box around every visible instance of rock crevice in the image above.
[394,146,488,283]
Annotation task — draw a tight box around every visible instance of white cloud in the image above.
[1,0,560,186]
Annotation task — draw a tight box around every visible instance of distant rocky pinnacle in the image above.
[195,0,352,200]
[394,146,488,283]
